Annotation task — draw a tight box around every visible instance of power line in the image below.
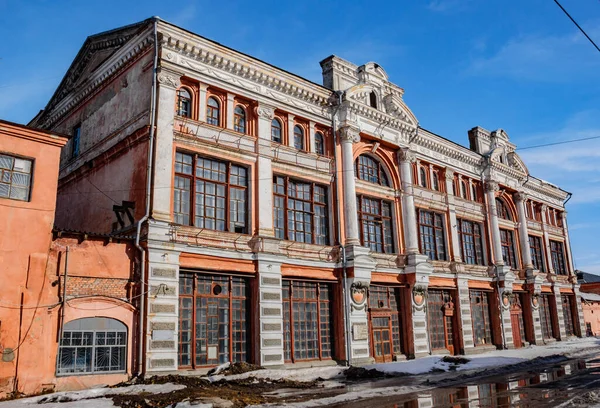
[553,0,600,53]
[516,134,600,151]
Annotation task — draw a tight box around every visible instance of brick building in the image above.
[27,17,585,378]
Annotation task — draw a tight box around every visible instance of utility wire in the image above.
[553,0,600,53]
[516,134,600,151]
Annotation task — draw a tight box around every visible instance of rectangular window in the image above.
[550,240,567,275]
[173,152,247,233]
[282,280,333,362]
[500,229,517,268]
[458,219,484,265]
[470,290,493,346]
[418,210,446,261]
[178,273,249,368]
[529,235,545,271]
[561,295,575,337]
[427,289,453,350]
[0,154,33,201]
[72,125,81,158]
[539,294,555,340]
[358,196,394,253]
[273,176,329,245]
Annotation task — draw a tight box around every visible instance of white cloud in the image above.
[467,25,600,82]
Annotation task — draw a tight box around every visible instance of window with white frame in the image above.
[0,154,33,201]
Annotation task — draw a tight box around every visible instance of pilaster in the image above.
[514,192,534,270]
[226,93,235,130]
[485,181,504,266]
[255,104,276,237]
[573,284,587,337]
[198,83,208,122]
[540,205,555,275]
[152,70,180,221]
[405,253,433,357]
[561,211,576,275]
[309,121,316,154]
[498,276,515,349]
[553,285,567,340]
[456,278,475,352]
[398,149,419,254]
[287,114,295,148]
[339,125,361,245]
[528,276,545,344]
[257,255,285,366]
[445,168,462,262]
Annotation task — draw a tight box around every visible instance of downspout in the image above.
[57,247,69,352]
[331,90,351,366]
[135,17,159,377]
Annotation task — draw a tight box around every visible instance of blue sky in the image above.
[1,0,599,273]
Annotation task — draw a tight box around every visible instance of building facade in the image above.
[29,18,585,377]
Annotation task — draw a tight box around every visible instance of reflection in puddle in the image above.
[383,360,587,408]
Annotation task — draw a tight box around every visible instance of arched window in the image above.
[461,180,468,199]
[206,97,220,126]
[177,88,192,118]
[419,167,428,188]
[356,155,389,186]
[369,92,377,109]
[271,118,282,143]
[315,132,325,155]
[57,317,127,375]
[293,125,304,150]
[496,198,512,220]
[471,183,478,202]
[432,171,440,191]
[233,105,246,133]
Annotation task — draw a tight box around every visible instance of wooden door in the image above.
[371,316,393,363]
[511,311,523,348]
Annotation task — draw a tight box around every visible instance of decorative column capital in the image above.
[540,204,548,212]
[560,210,568,219]
[255,104,276,120]
[444,168,455,180]
[485,181,500,192]
[514,191,527,203]
[398,148,417,163]
[339,125,361,143]
[157,71,181,89]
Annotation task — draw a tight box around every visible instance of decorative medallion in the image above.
[502,290,512,309]
[532,293,540,309]
[351,281,368,306]
[413,284,427,307]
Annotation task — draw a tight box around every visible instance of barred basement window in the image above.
[173,152,247,233]
[470,290,493,346]
[457,219,484,265]
[0,154,33,201]
[273,176,328,245]
[356,155,389,186]
[418,209,446,261]
[358,195,394,253]
[562,295,575,336]
[529,235,545,271]
[500,229,517,268]
[282,280,333,362]
[57,318,127,375]
[550,240,567,275]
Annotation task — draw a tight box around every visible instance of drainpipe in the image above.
[135,17,159,377]
[331,90,351,366]
[57,247,69,350]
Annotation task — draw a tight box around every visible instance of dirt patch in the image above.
[224,362,264,376]
[110,375,321,408]
[441,356,470,365]
[343,366,387,380]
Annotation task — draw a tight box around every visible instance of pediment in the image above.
[344,84,417,127]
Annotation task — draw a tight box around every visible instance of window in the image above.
[432,171,440,191]
[550,240,567,275]
[282,280,333,362]
[271,118,282,143]
[315,132,325,155]
[206,97,220,126]
[369,91,377,108]
[72,125,81,158]
[529,235,545,271]
[369,286,403,355]
[427,289,453,351]
[539,294,555,340]
[233,105,246,133]
[460,180,468,199]
[418,210,446,261]
[562,295,575,337]
[57,318,126,375]
[273,176,328,245]
[500,229,517,268]
[457,219,484,265]
[471,183,478,202]
[470,290,493,346]
[179,274,249,367]
[356,155,389,186]
[358,195,394,253]
[419,167,428,188]
[173,152,247,233]
[0,154,33,201]
[495,198,512,220]
[177,88,192,117]
[293,125,305,150]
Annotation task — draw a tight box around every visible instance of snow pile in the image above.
[213,365,346,383]
[0,383,185,407]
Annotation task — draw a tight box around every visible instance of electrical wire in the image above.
[553,0,600,53]
[517,135,600,151]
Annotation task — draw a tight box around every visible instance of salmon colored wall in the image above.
[582,301,600,336]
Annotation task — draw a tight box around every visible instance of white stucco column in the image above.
[560,211,575,275]
[398,149,419,254]
[152,71,180,221]
[485,181,504,265]
[514,192,533,269]
[444,168,462,262]
[226,93,235,130]
[309,121,316,154]
[339,125,361,245]
[198,83,208,122]
[540,205,555,274]
[255,104,275,237]
[287,114,295,148]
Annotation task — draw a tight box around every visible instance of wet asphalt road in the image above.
[328,354,600,408]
